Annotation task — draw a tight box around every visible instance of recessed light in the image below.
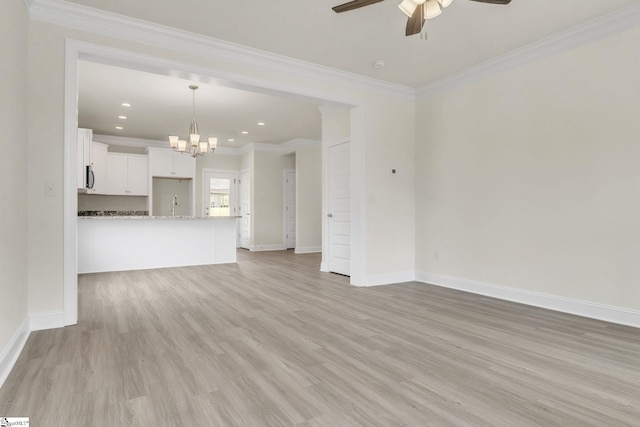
[257,122,265,126]
[241,131,248,134]
[115,126,124,130]
[118,115,127,120]
[228,138,235,142]
[121,103,131,107]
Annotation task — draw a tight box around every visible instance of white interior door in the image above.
[238,170,251,249]
[203,170,237,217]
[327,142,350,276]
[284,169,296,249]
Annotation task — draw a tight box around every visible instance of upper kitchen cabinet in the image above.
[107,153,149,196]
[147,147,195,179]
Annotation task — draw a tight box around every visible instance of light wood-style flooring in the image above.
[1,250,639,426]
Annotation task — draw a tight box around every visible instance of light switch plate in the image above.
[44,182,56,197]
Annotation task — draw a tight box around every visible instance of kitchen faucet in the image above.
[170,194,178,217]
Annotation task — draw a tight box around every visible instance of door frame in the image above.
[324,140,353,277]
[320,108,365,284]
[238,169,251,249]
[283,168,296,249]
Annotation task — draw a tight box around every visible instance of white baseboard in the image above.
[417,272,640,329]
[294,246,321,254]
[249,244,287,252]
[0,317,30,389]
[354,271,416,287]
[30,310,66,332]
[320,261,329,272]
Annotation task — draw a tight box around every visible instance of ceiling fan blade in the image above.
[332,0,385,13]
[405,4,425,36]
[467,0,512,4]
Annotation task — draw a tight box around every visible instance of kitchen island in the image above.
[78,216,238,273]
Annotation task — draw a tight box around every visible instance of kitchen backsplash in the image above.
[78,194,147,212]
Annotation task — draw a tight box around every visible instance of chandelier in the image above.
[398,0,453,20]
[168,85,217,157]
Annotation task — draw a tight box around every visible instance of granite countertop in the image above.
[78,215,241,220]
[78,210,148,217]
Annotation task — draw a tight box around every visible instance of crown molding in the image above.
[93,134,165,149]
[29,0,637,105]
[279,138,321,153]
[27,0,414,100]
[93,134,317,156]
[417,3,640,100]
[318,105,350,118]
[238,142,285,155]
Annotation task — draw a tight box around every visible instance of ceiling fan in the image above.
[332,0,512,37]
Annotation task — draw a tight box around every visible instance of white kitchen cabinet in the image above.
[107,153,148,196]
[147,147,195,178]
[172,152,195,177]
[88,142,108,195]
[127,155,148,195]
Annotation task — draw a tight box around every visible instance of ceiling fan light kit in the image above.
[334,0,511,37]
[425,0,443,20]
[398,0,424,17]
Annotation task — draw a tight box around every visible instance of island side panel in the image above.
[213,218,237,264]
[78,218,215,273]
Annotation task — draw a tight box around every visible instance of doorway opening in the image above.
[64,40,362,326]
[202,170,237,217]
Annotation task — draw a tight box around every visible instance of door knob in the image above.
[327,213,333,218]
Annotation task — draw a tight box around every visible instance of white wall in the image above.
[0,0,29,379]
[364,100,416,278]
[252,151,295,248]
[295,145,322,251]
[415,26,640,312]
[321,108,351,142]
[152,178,192,217]
[320,104,417,282]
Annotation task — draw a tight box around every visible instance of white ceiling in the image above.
[73,0,638,145]
[78,61,323,146]
[68,0,637,87]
